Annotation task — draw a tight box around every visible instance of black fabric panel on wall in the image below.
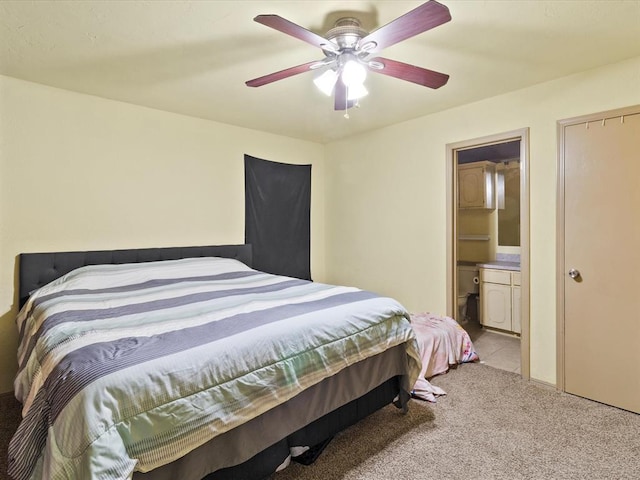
[244,154,311,280]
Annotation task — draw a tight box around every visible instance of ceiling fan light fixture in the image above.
[347,82,368,101]
[341,59,367,87]
[313,69,338,96]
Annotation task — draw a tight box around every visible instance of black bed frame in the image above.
[17,244,401,480]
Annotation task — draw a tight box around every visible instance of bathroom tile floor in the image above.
[462,320,521,374]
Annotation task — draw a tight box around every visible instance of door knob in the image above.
[568,268,581,279]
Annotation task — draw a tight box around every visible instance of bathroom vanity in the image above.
[477,262,521,334]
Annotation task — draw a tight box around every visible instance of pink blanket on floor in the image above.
[410,312,479,402]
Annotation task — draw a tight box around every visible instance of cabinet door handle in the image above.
[568,268,581,279]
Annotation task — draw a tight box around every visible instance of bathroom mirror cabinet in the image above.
[497,160,520,247]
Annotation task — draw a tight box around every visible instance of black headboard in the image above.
[19,244,252,308]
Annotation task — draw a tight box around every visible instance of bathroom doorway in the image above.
[446,129,530,379]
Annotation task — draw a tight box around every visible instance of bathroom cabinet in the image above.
[480,268,521,334]
[458,161,495,209]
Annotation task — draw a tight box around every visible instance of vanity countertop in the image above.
[476,261,521,271]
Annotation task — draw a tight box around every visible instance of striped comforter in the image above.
[9,257,421,480]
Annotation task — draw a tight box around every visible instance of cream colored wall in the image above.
[0,75,325,394]
[325,56,640,385]
[2,56,639,393]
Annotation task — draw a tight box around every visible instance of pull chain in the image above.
[344,85,350,119]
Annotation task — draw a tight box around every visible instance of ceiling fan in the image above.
[245,0,451,113]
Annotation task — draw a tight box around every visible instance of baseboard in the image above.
[481,325,521,339]
[528,377,557,391]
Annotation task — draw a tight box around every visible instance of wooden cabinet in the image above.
[481,282,511,330]
[480,267,521,334]
[458,161,495,209]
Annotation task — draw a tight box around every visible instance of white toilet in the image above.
[457,265,479,322]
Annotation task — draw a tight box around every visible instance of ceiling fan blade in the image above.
[246,60,320,87]
[370,57,449,89]
[254,14,336,52]
[334,79,355,111]
[359,1,451,54]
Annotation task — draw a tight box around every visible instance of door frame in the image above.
[556,105,640,392]
[446,128,530,380]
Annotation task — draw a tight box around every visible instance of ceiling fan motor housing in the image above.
[326,18,368,50]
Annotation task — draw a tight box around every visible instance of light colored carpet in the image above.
[274,363,640,480]
[2,364,639,479]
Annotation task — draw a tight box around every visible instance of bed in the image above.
[8,244,422,480]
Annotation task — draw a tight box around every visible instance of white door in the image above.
[561,108,640,413]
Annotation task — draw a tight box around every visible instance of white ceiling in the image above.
[2,1,639,143]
